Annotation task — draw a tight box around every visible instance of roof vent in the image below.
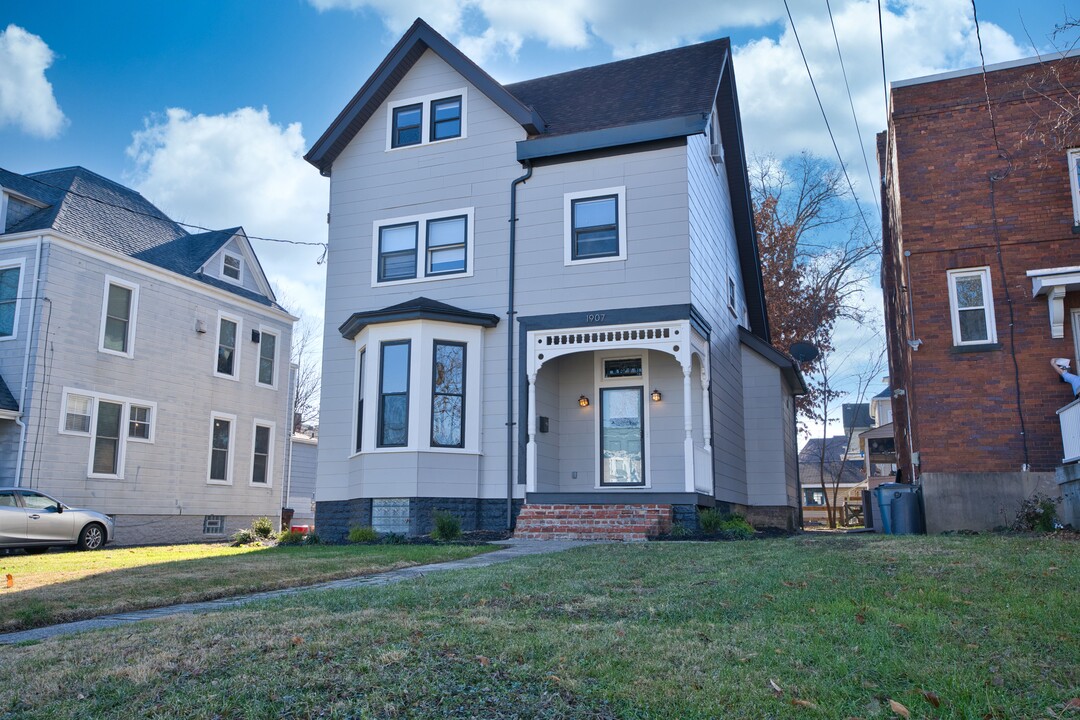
[709,143,724,164]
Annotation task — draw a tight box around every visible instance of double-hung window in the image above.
[431,341,466,448]
[92,401,123,475]
[0,262,21,339]
[222,252,243,283]
[128,405,153,441]
[947,267,997,346]
[430,96,462,141]
[1068,149,1080,226]
[386,89,467,150]
[216,313,241,379]
[208,413,236,484]
[64,394,93,433]
[100,278,138,357]
[564,187,627,265]
[251,421,273,485]
[257,329,277,387]
[374,208,473,285]
[378,341,410,447]
[355,348,366,453]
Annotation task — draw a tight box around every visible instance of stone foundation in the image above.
[315,498,521,542]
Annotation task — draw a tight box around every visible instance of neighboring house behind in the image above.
[306,19,805,541]
[0,166,295,544]
[285,431,318,526]
[879,51,1079,532]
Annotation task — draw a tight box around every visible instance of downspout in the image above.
[506,161,533,531]
[14,235,44,488]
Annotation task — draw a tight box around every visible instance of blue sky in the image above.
[1,0,1072,435]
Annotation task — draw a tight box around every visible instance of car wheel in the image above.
[22,547,49,555]
[78,523,105,551]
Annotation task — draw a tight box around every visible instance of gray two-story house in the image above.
[306,19,804,540]
[0,166,296,544]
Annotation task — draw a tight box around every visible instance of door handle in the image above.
[28,514,41,520]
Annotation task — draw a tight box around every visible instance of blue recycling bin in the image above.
[874,483,924,535]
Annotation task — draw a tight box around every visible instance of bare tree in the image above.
[275,290,322,430]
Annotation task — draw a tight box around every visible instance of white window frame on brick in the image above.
[371,207,474,287]
[0,257,24,341]
[250,419,275,487]
[207,411,237,485]
[255,325,278,389]
[1068,149,1080,226]
[221,251,245,285]
[385,88,468,151]
[214,311,242,380]
[98,275,139,359]
[58,387,156,479]
[947,267,998,346]
[563,186,627,267]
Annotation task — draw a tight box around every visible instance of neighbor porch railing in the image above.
[1057,397,1080,463]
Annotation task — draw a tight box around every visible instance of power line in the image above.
[878,0,890,120]
[825,0,882,218]
[782,0,879,241]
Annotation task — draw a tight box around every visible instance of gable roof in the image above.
[339,296,500,339]
[0,167,279,308]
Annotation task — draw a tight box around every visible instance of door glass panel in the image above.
[601,387,644,486]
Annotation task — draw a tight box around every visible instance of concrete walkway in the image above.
[0,539,586,646]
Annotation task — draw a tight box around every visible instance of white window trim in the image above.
[350,320,483,456]
[371,207,474,287]
[1067,149,1080,226]
[214,311,243,380]
[57,387,156,479]
[593,351,652,490]
[563,186,628,267]
[947,267,998,346]
[385,87,468,152]
[221,251,245,286]
[255,325,279,389]
[250,419,276,487]
[207,411,237,485]
[0,257,25,342]
[98,275,139,359]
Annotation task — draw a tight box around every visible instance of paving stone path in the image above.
[0,539,587,646]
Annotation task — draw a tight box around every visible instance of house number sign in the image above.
[586,313,606,323]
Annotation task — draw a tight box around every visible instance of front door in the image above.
[600,386,644,486]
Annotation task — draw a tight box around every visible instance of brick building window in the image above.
[1068,149,1080,226]
[947,267,997,346]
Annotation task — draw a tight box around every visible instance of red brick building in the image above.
[879,50,1080,532]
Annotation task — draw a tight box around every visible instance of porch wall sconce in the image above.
[651,389,662,402]
[578,395,590,408]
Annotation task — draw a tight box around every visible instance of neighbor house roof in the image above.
[799,436,855,464]
[0,167,279,308]
[842,403,872,430]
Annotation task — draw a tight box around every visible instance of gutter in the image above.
[506,161,533,530]
[14,235,44,487]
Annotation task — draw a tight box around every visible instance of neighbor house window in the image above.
[222,252,243,282]
[0,263,21,338]
[64,394,93,434]
[129,405,152,441]
[251,422,273,485]
[355,348,366,453]
[728,277,737,315]
[431,341,465,448]
[1068,149,1080,226]
[215,313,241,378]
[100,278,138,357]
[92,401,123,476]
[208,413,236,484]
[373,208,474,286]
[386,89,467,151]
[257,329,277,387]
[391,103,423,148]
[564,187,627,265]
[947,267,997,346]
[378,341,410,447]
[430,96,462,141]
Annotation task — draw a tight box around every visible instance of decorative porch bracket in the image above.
[1027,266,1080,339]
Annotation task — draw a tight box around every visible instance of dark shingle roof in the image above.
[339,296,500,339]
[842,403,872,430]
[799,436,854,464]
[1,167,277,308]
[0,373,17,413]
[505,39,728,137]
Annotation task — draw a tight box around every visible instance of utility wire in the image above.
[878,0,890,120]
[782,0,878,241]
[825,0,881,218]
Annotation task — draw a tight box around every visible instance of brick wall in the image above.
[882,56,1080,475]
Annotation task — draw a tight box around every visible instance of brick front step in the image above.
[513,503,673,541]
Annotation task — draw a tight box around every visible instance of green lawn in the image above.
[0,542,494,633]
[2,535,1078,719]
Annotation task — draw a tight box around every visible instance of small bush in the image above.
[379,533,407,545]
[230,528,255,546]
[251,517,274,539]
[667,523,691,538]
[277,530,305,545]
[1011,494,1062,532]
[431,511,462,541]
[303,532,322,545]
[698,508,725,533]
[348,526,379,543]
[698,509,756,539]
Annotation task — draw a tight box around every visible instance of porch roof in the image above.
[338,296,500,340]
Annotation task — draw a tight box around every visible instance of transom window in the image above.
[373,208,473,286]
[385,89,467,151]
[0,263,21,338]
[100,278,138,357]
[392,103,423,148]
[947,267,997,346]
[430,96,462,141]
[564,187,627,265]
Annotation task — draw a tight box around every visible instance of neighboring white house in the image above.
[0,166,296,544]
[305,19,805,540]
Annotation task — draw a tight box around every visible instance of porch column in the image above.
[683,365,694,493]
[700,367,711,450]
[526,372,537,493]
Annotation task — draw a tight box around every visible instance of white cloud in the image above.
[0,24,66,138]
[125,106,328,329]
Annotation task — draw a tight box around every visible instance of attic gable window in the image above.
[222,252,243,283]
[1068,149,1080,226]
[386,89,467,151]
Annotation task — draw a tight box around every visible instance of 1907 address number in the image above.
[586,313,606,323]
